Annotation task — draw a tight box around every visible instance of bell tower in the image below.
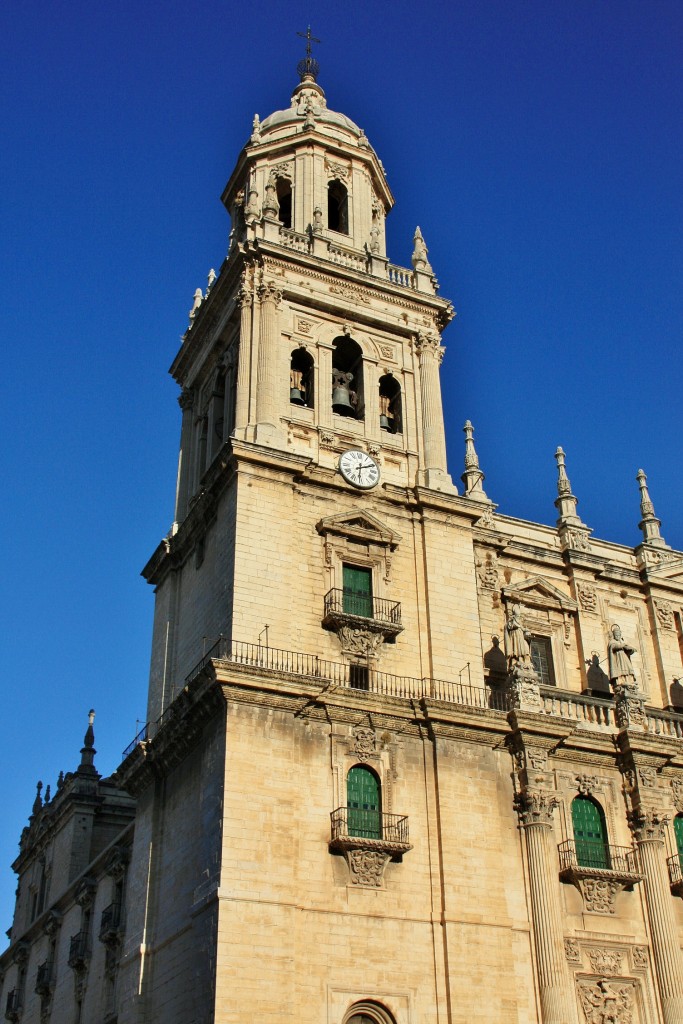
[143,58,465,726]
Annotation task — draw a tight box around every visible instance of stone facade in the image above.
[3,60,683,1024]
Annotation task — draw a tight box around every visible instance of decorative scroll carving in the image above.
[258,281,282,306]
[476,551,499,590]
[578,583,597,612]
[587,947,623,975]
[564,937,581,962]
[581,878,621,915]
[338,627,385,658]
[566,528,591,551]
[325,159,349,181]
[271,160,294,180]
[515,790,559,826]
[654,599,674,630]
[671,778,683,811]
[353,726,376,761]
[576,774,600,796]
[614,684,646,730]
[414,331,444,363]
[329,284,370,305]
[577,979,634,1024]
[629,808,669,843]
[631,946,648,970]
[347,848,389,887]
[74,877,96,909]
[507,659,543,712]
[295,317,313,335]
[638,767,657,789]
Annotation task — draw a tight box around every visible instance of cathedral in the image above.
[3,50,683,1024]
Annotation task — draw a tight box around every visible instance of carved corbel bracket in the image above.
[563,872,642,915]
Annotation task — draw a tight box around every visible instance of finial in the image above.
[296,26,321,82]
[44,784,51,804]
[250,114,261,144]
[411,227,433,273]
[461,420,489,501]
[78,709,98,777]
[637,469,666,546]
[262,172,279,218]
[206,269,216,294]
[57,770,64,791]
[554,446,586,529]
[32,781,43,817]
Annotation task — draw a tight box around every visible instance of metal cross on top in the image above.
[297,25,321,57]
[296,26,321,81]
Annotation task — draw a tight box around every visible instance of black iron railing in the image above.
[99,902,121,941]
[667,853,683,888]
[558,839,638,875]
[324,588,402,625]
[5,990,21,1020]
[67,931,90,969]
[331,807,409,846]
[35,961,52,995]
[122,637,513,759]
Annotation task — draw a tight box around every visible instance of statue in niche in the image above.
[607,625,637,689]
[505,604,530,663]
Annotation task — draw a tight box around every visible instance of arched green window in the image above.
[347,765,381,840]
[674,814,683,866]
[572,795,610,869]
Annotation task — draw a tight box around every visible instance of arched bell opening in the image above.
[378,374,402,434]
[276,177,292,229]
[290,348,314,408]
[328,178,349,234]
[332,336,364,419]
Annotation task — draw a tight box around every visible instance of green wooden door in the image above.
[674,815,683,866]
[572,796,609,869]
[347,766,381,839]
[343,565,373,618]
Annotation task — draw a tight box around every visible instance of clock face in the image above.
[338,450,380,490]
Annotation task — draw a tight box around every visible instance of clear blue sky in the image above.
[1,0,681,935]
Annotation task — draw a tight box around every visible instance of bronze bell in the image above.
[332,370,355,416]
[290,369,305,406]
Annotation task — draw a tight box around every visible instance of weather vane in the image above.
[296,26,321,81]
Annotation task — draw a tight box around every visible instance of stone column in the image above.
[518,792,579,1024]
[233,285,253,432]
[630,810,683,1024]
[414,331,455,492]
[255,281,282,437]
[174,388,195,525]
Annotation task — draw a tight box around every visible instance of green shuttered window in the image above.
[343,564,373,618]
[674,814,683,866]
[572,795,610,869]
[347,765,381,840]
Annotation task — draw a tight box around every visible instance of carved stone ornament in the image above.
[75,877,96,909]
[515,790,559,826]
[527,748,548,772]
[581,877,622,915]
[325,159,349,181]
[353,726,377,761]
[338,627,386,658]
[564,937,581,962]
[476,506,495,529]
[586,947,623,975]
[43,909,63,937]
[105,844,130,880]
[578,979,635,1024]
[414,331,444,363]
[507,659,543,713]
[476,551,499,590]
[347,848,389,887]
[258,281,282,306]
[614,684,646,730]
[671,778,683,811]
[319,430,335,447]
[631,946,648,971]
[329,284,370,305]
[295,317,313,335]
[637,767,657,789]
[630,808,669,843]
[271,160,294,180]
[576,774,600,796]
[578,583,598,612]
[654,598,674,630]
[566,527,591,552]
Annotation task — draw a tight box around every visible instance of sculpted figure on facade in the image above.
[607,625,637,689]
[578,979,635,1024]
[505,603,530,663]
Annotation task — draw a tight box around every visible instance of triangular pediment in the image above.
[502,575,577,613]
[316,509,400,548]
